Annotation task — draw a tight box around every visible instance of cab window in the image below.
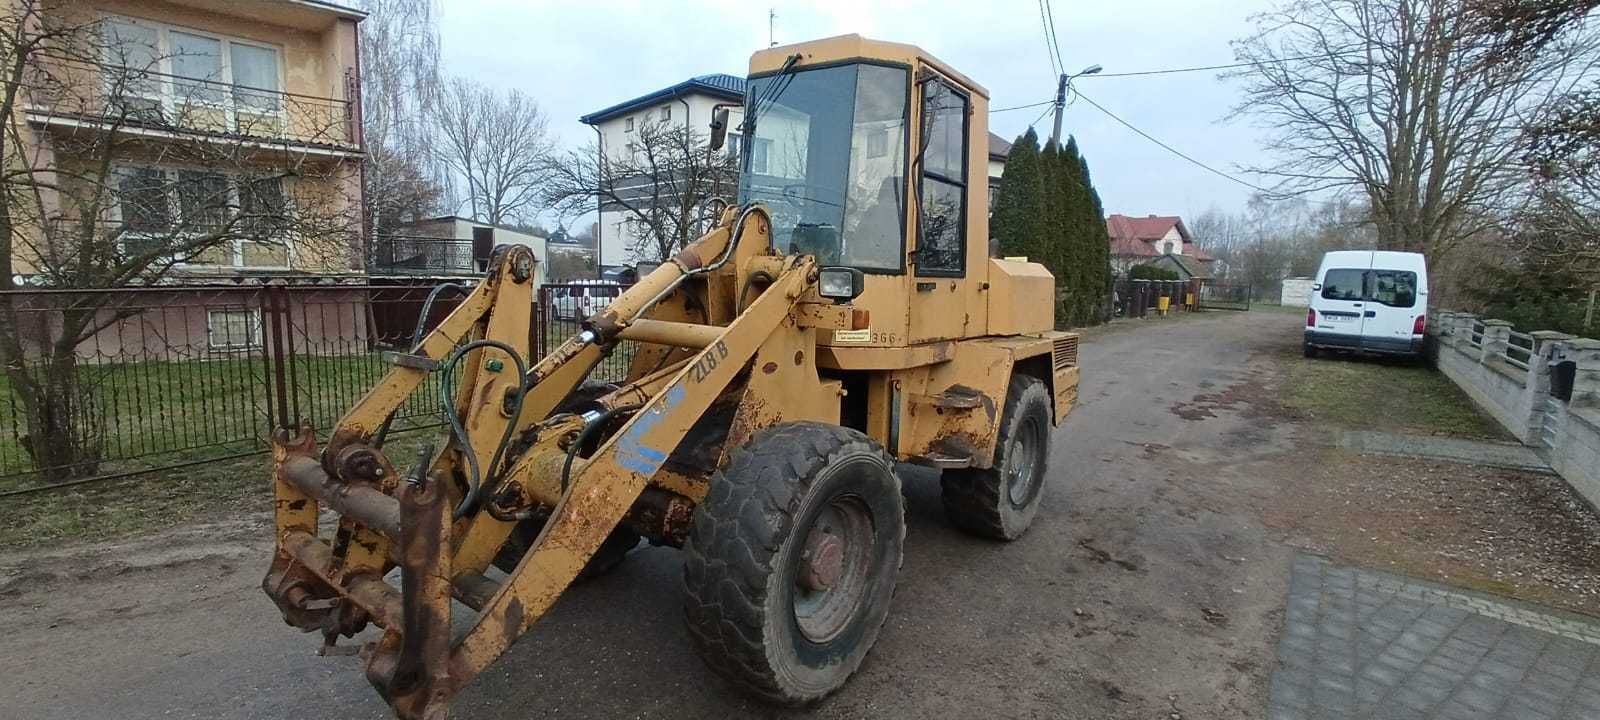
[916,77,967,276]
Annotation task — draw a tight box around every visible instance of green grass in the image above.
[0,353,448,492]
[1281,352,1508,439]
[0,431,437,551]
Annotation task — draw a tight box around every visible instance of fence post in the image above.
[1449,313,1479,351]
[1559,337,1600,405]
[1480,320,1512,364]
[1530,330,1576,394]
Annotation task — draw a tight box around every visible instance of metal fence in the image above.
[1197,281,1253,311]
[0,281,635,492]
[1113,279,1195,318]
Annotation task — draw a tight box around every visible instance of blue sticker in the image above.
[615,386,684,476]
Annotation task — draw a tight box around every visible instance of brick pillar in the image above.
[1559,338,1600,405]
[1480,319,1513,364]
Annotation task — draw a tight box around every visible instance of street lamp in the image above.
[1051,64,1102,147]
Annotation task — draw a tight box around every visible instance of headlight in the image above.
[818,267,864,301]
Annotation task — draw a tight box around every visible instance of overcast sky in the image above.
[437,0,1285,224]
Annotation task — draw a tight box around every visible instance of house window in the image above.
[207,308,261,351]
[866,129,888,158]
[661,104,671,121]
[625,117,634,132]
[1163,240,1174,254]
[749,137,771,174]
[114,165,290,268]
[102,17,283,125]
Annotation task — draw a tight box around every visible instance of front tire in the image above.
[682,422,905,704]
[941,375,1052,540]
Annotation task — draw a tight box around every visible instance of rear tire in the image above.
[941,375,1052,541]
[1303,343,1318,359]
[682,422,904,704]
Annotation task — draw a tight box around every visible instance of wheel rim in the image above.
[792,493,875,643]
[1005,414,1046,509]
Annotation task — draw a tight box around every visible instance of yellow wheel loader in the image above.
[262,34,1080,719]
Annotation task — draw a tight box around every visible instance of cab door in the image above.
[908,73,972,343]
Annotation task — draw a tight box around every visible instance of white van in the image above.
[1304,250,1428,358]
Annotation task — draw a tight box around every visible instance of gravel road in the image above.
[0,310,1305,720]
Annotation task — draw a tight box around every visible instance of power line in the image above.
[1078,52,1366,79]
[1043,0,1067,77]
[1071,88,1273,194]
[1028,103,1055,129]
[992,99,1054,113]
[1036,0,1062,76]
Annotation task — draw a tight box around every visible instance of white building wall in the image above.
[1280,277,1314,307]
[594,93,745,268]
[1158,227,1183,256]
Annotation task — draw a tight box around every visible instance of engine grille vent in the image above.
[1052,336,1079,370]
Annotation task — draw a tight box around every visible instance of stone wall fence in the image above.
[1430,311,1600,508]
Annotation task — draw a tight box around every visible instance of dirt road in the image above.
[1,311,1305,719]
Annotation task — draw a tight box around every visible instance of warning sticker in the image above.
[832,329,871,343]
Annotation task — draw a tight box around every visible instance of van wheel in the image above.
[683,422,904,704]
[1303,343,1318,359]
[941,375,1051,541]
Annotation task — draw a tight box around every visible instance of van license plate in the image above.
[1324,314,1353,323]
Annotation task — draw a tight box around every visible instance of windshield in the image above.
[738,63,909,272]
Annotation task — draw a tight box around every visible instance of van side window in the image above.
[1320,269,1365,301]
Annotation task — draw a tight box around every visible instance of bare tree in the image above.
[357,0,447,236]
[434,77,552,226]
[0,1,360,477]
[1230,0,1599,262]
[543,120,736,263]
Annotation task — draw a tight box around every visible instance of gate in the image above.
[1198,281,1252,311]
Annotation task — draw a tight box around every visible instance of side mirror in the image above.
[817,267,865,302]
[1311,283,1322,291]
[709,107,730,152]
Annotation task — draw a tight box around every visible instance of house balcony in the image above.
[371,236,485,276]
[24,60,360,157]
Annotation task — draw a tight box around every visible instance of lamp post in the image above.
[1051,64,1102,148]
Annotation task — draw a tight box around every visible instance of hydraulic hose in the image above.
[374,282,472,448]
[437,338,530,519]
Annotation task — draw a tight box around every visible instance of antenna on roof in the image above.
[769,8,777,47]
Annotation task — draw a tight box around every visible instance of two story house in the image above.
[579,73,747,271]
[1106,213,1215,279]
[14,0,368,354]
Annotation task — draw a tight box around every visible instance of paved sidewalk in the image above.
[1337,431,1552,474]
[1271,554,1600,719]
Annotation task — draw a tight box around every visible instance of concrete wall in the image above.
[1280,277,1313,307]
[1430,311,1600,508]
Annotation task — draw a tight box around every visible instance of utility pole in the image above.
[1049,73,1067,149]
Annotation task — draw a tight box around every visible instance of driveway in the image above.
[6,309,1568,719]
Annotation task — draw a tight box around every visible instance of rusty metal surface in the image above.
[365,470,453,720]
[280,456,402,541]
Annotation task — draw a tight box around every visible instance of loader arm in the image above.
[262,207,836,720]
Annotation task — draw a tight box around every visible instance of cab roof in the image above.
[748,34,989,100]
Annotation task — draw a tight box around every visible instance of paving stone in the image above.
[1268,555,1600,720]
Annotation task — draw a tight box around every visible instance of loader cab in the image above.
[741,35,995,346]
